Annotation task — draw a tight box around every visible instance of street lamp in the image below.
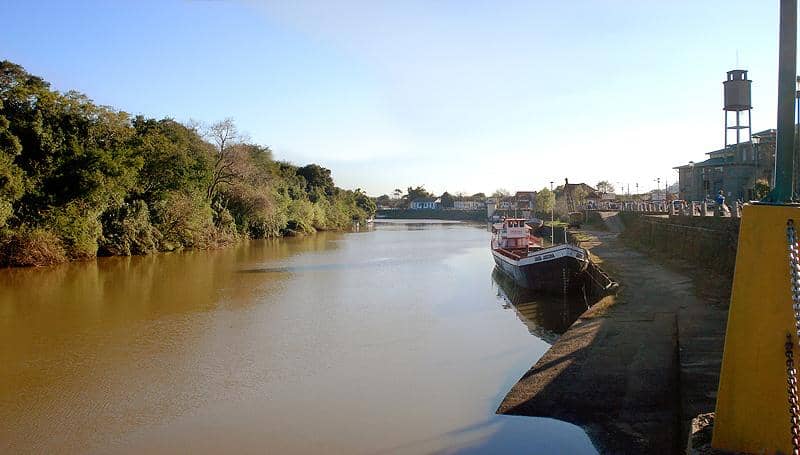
[655,178,661,208]
[550,181,554,245]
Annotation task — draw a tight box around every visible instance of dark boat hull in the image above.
[492,245,588,293]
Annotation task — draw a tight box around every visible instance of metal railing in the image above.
[587,200,744,218]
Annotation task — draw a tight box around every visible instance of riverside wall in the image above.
[608,212,741,278]
[376,209,486,221]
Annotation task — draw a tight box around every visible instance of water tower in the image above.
[723,69,752,147]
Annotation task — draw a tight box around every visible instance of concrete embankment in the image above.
[616,212,740,280]
[497,211,729,454]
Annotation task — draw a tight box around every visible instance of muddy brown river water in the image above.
[0,220,596,454]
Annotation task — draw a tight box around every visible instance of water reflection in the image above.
[0,235,343,454]
[0,224,596,454]
[491,268,588,344]
[373,219,468,231]
[239,257,401,274]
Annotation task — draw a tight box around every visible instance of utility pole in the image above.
[772,0,797,201]
[550,181,554,245]
[712,2,800,452]
[656,178,661,199]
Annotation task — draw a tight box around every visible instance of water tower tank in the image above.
[723,70,752,111]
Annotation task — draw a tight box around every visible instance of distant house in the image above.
[498,197,515,210]
[514,191,537,211]
[453,198,485,210]
[410,198,439,210]
[557,178,599,211]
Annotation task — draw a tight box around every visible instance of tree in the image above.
[296,164,335,202]
[375,194,391,207]
[0,108,24,227]
[131,117,212,204]
[439,191,454,208]
[0,60,388,265]
[535,188,555,215]
[753,178,770,200]
[492,188,510,198]
[205,118,249,200]
[597,180,615,194]
[403,185,434,206]
[392,188,403,199]
[353,189,376,216]
[571,186,589,211]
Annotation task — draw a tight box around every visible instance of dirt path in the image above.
[498,212,726,454]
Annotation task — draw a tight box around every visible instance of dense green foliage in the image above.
[534,187,555,216]
[753,178,770,200]
[0,61,375,266]
[401,185,433,208]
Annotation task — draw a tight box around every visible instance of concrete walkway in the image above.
[497,212,727,454]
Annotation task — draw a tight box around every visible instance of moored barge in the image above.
[491,218,589,292]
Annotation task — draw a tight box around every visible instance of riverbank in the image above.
[0,223,364,269]
[0,61,376,269]
[497,211,727,453]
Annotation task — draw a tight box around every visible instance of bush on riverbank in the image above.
[0,227,66,267]
[0,60,376,266]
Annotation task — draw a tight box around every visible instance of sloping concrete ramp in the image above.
[498,219,725,454]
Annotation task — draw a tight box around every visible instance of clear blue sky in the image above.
[0,0,788,196]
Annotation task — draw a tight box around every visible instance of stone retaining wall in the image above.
[617,212,740,277]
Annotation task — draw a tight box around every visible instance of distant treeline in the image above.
[0,61,375,267]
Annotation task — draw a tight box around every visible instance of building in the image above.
[674,69,780,202]
[556,179,598,212]
[514,191,537,211]
[498,197,515,210]
[410,198,440,210]
[674,129,776,201]
[453,198,485,210]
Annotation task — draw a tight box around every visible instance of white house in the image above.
[453,199,485,210]
[410,198,439,210]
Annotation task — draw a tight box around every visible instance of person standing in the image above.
[716,190,728,216]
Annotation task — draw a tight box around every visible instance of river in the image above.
[0,220,596,454]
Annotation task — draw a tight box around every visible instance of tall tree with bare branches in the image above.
[205,118,248,200]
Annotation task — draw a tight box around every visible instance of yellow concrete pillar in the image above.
[713,203,800,453]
